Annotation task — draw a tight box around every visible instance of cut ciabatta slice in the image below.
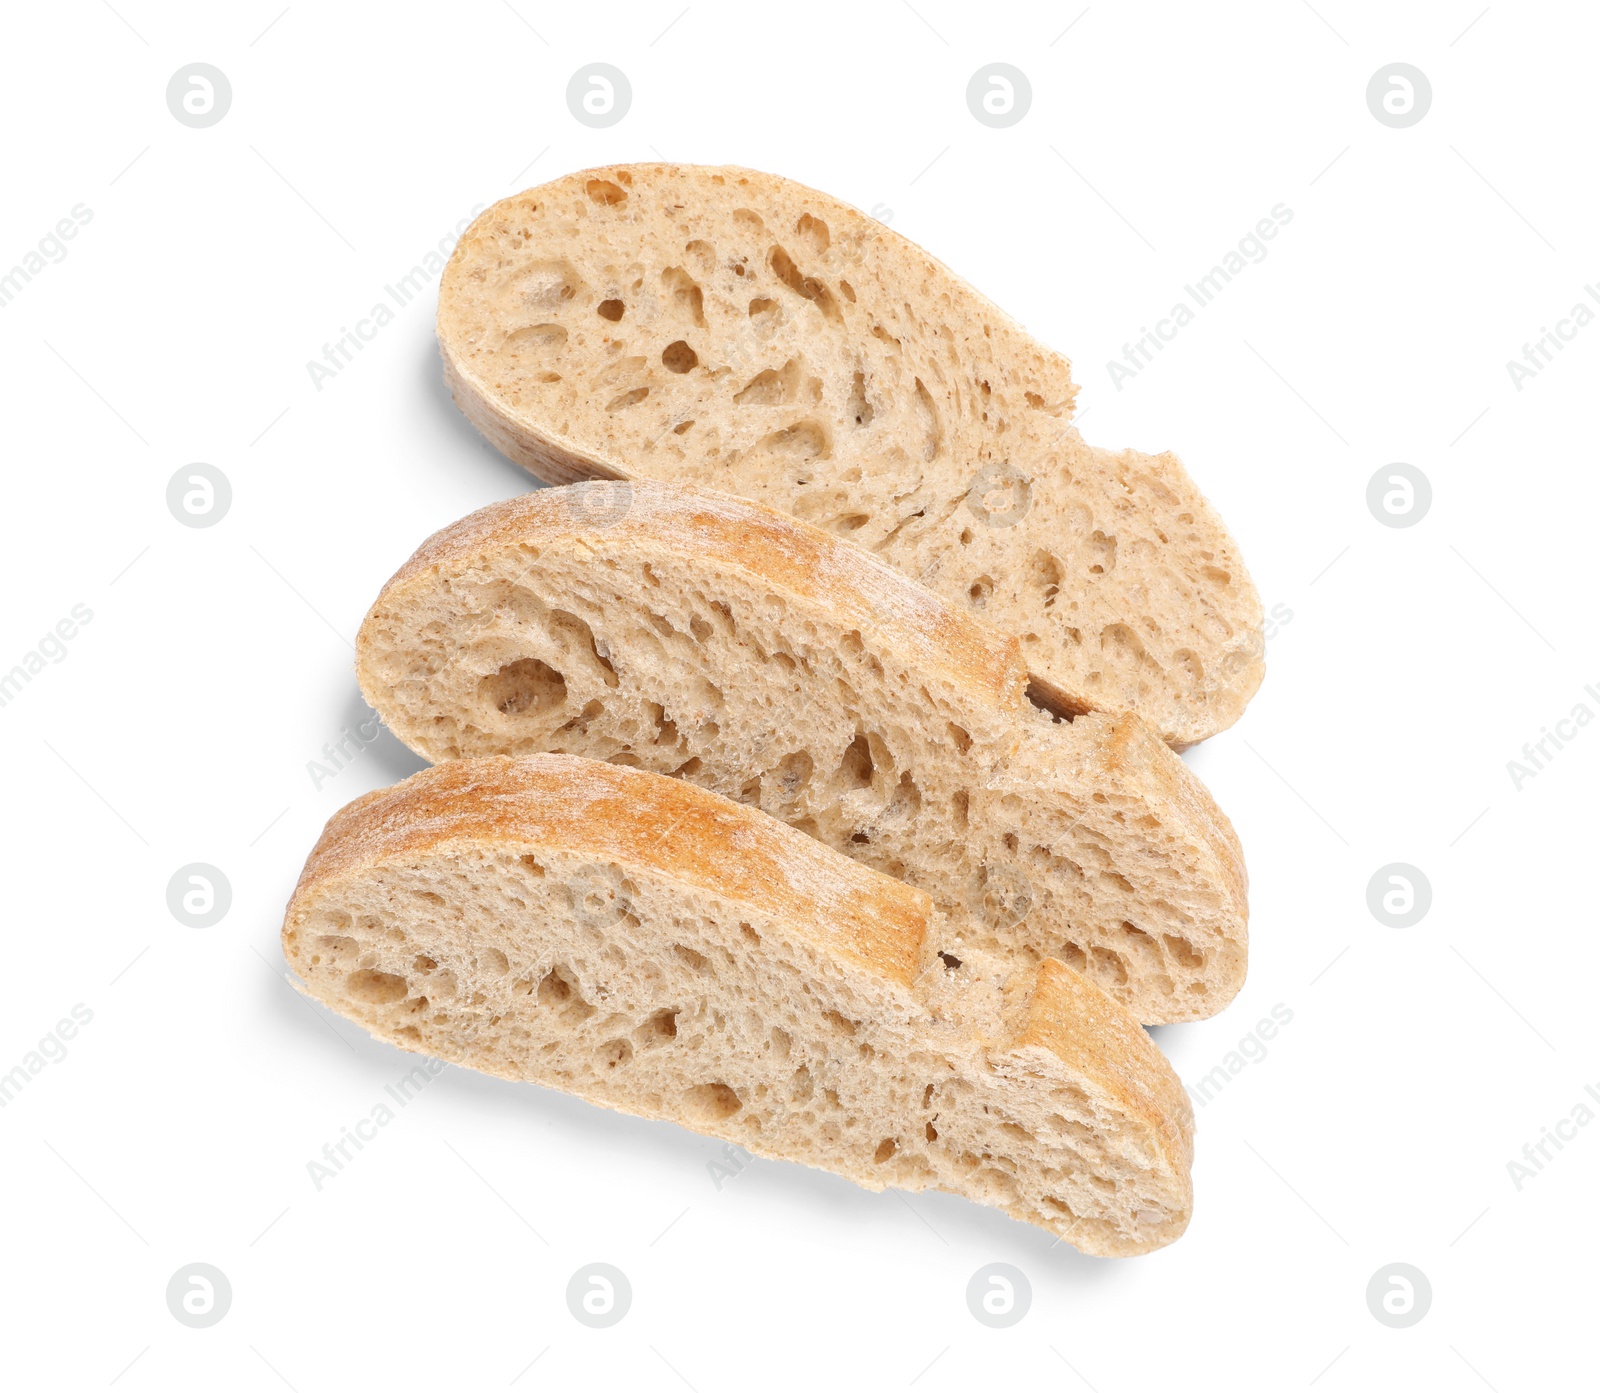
[356,482,1248,1024]
[436,162,1264,748]
[281,755,1194,1256]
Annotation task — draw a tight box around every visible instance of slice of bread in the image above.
[437,162,1264,748]
[356,482,1248,1024]
[281,755,1194,1256]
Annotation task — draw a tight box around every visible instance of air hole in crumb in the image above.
[846,369,874,427]
[735,358,800,406]
[768,245,840,320]
[479,658,566,717]
[795,212,830,254]
[502,323,568,354]
[1163,935,1205,969]
[345,969,408,1005]
[596,298,625,321]
[683,1082,742,1122]
[316,934,360,964]
[537,966,573,1005]
[1090,948,1129,986]
[606,386,650,411]
[772,750,813,803]
[512,260,581,312]
[661,266,706,326]
[585,178,627,205]
[837,731,874,788]
[661,340,698,373]
[636,1009,678,1046]
[938,951,962,971]
[673,944,709,972]
[1024,680,1087,722]
[1086,530,1118,575]
[873,1137,898,1164]
[911,378,941,460]
[748,297,780,337]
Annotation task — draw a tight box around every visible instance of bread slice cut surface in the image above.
[282,755,1194,1256]
[357,481,1249,1024]
[437,162,1265,746]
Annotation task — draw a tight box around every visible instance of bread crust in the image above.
[283,756,1194,1252]
[380,480,1027,716]
[293,753,928,988]
[1013,957,1194,1179]
[359,480,1249,1022]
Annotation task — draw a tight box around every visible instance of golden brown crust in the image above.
[1012,957,1194,1180]
[1099,710,1249,924]
[374,480,1027,715]
[292,754,929,987]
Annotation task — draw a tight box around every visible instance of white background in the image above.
[2,1,1595,1388]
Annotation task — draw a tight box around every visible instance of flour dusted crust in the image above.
[437,163,1265,747]
[283,755,1193,1256]
[357,481,1249,1023]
